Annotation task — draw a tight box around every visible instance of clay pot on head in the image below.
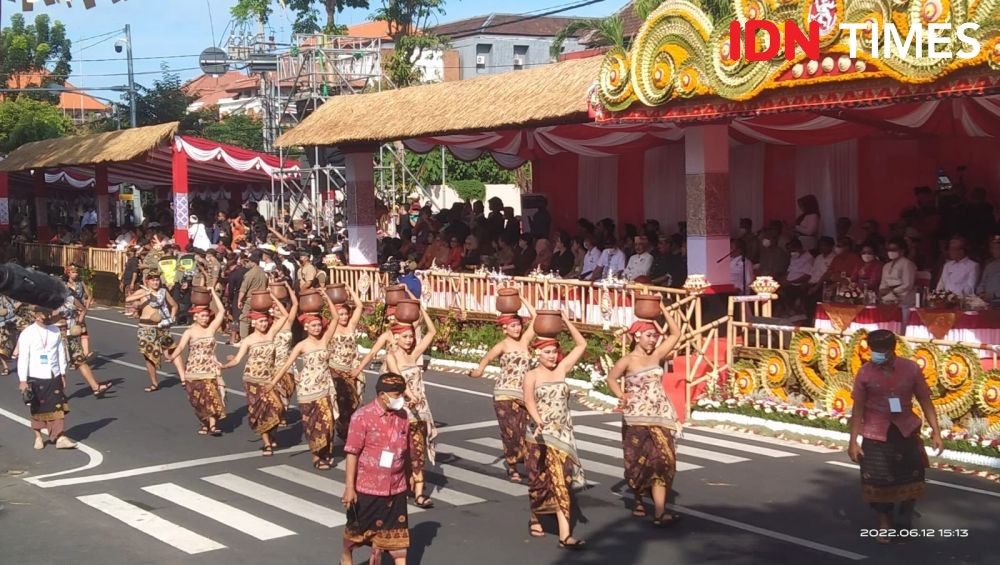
[385,285,407,307]
[298,290,324,313]
[269,282,289,301]
[394,299,421,324]
[325,283,348,305]
[191,286,212,307]
[250,290,273,313]
[533,310,563,338]
[496,288,521,314]
[634,294,662,321]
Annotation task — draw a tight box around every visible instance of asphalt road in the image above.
[1,307,997,565]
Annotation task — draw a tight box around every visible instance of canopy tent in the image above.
[0,122,299,247]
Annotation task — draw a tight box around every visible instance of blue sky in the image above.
[3,0,617,98]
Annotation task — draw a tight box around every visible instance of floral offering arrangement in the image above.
[750,276,780,296]
[928,289,960,309]
[683,274,710,293]
[834,282,864,304]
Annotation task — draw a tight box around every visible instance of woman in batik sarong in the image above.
[329,286,364,440]
[126,271,184,392]
[65,265,94,356]
[272,285,299,426]
[55,292,112,397]
[606,303,682,526]
[222,289,290,455]
[848,329,943,544]
[166,288,227,436]
[268,290,339,470]
[0,294,18,376]
[469,292,537,483]
[356,303,438,509]
[523,310,587,549]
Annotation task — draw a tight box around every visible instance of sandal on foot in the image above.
[529,521,545,537]
[559,537,586,550]
[92,382,113,397]
[197,427,209,435]
[632,500,647,518]
[144,384,160,393]
[652,512,682,527]
[313,460,332,471]
[261,445,274,457]
[508,470,523,483]
[209,427,223,437]
[1,368,10,376]
[414,495,435,509]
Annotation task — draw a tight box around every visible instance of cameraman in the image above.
[399,261,421,299]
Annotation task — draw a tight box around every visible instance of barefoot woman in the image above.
[268,290,339,470]
[221,291,289,455]
[166,289,227,436]
[606,304,682,525]
[469,293,537,483]
[329,286,364,440]
[523,311,587,548]
[356,303,438,508]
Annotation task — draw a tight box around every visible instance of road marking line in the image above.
[681,433,796,458]
[466,436,634,478]
[666,503,866,560]
[686,426,840,453]
[77,493,226,554]
[259,465,424,514]
[203,473,345,527]
[95,356,247,398]
[142,483,296,540]
[422,380,493,398]
[826,461,1000,498]
[437,443,505,467]
[431,461,529,496]
[35,445,310,488]
[408,472,488,506]
[677,445,750,464]
[436,421,501,434]
[0,406,105,487]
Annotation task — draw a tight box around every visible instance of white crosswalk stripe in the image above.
[142,483,296,540]
[203,473,346,527]
[66,419,817,555]
[77,493,227,554]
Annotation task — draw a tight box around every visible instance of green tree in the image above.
[200,113,265,152]
[133,66,199,129]
[405,149,516,186]
[0,97,73,153]
[286,0,370,34]
[0,13,72,101]
[550,15,623,60]
[231,0,273,25]
[373,0,446,87]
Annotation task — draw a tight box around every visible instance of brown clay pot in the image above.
[191,286,211,307]
[269,282,289,300]
[634,294,662,321]
[298,290,324,313]
[249,290,273,313]
[325,283,348,305]
[533,310,563,338]
[496,288,521,314]
[385,285,407,306]
[394,299,421,324]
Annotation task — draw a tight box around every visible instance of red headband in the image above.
[189,306,209,314]
[628,321,658,335]
[497,314,520,326]
[391,323,414,334]
[298,314,323,326]
[249,311,271,320]
[532,338,560,350]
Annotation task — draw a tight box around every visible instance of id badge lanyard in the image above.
[882,364,903,414]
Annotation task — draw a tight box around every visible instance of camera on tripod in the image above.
[379,256,402,285]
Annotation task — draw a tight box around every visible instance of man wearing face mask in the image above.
[342,373,411,565]
[820,236,862,287]
[756,228,789,278]
[879,238,917,306]
[848,330,942,544]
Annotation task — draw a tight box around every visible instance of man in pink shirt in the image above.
[849,330,943,543]
[341,373,410,565]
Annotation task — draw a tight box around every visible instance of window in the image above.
[475,44,491,69]
[513,45,528,69]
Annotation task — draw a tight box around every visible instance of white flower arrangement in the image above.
[683,274,710,293]
[750,276,780,296]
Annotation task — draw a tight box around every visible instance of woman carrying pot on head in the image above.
[266,290,339,471]
[606,305,682,526]
[355,300,438,509]
[64,265,94,357]
[0,294,20,376]
[523,310,588,549]
[468,292,537,483]
[221,290,290,456]
[272,285,299,427]
[165,288,227,436]
[55,291,112,397]
[126,271,185,392]
[328,286,365,441]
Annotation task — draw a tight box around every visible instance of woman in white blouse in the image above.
[795,195,821,252]
[879,238,917,306]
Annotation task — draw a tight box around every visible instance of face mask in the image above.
[870,351,888,365]
[386,395,405,411]
[887,251,900,260]
[834,246,844,256]
[761,239,772,248]
[790,251,800,258]
[862,253,874,263]
[261,261,275,272]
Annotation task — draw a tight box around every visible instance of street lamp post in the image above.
[125,24,136,128]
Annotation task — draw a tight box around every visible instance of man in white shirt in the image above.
[808,237,836,285]
[188,215,212,251]
[17,307,77,450]
[114,227,135,251]
[593,238,626,280]
[937,237,980,296]
[81,207,98,230]
[623,235,653,281]
[580,237,601,280]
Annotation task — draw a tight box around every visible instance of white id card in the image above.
[888,397,902,413]
[38,354,49,366]
[379,449,394,468]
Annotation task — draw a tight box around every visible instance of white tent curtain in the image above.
[729,143,765,232]
[577,155,619,224]
[794,139,858,240]
[642,144,686,233]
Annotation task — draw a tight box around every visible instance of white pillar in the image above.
[684,125,731,289]
[343,149,378,266]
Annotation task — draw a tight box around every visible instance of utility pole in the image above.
[125,24,137,128]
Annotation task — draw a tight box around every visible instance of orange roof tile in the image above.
[3,73,107,112]
[346,21,393,41]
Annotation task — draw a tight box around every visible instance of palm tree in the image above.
[549,15,625,60]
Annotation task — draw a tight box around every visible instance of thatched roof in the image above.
[0,122,179,172]
[276,57,601,148]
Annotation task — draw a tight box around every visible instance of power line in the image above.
[441,0,611,40]
[73,29,121,43]
[71,54,199,63]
